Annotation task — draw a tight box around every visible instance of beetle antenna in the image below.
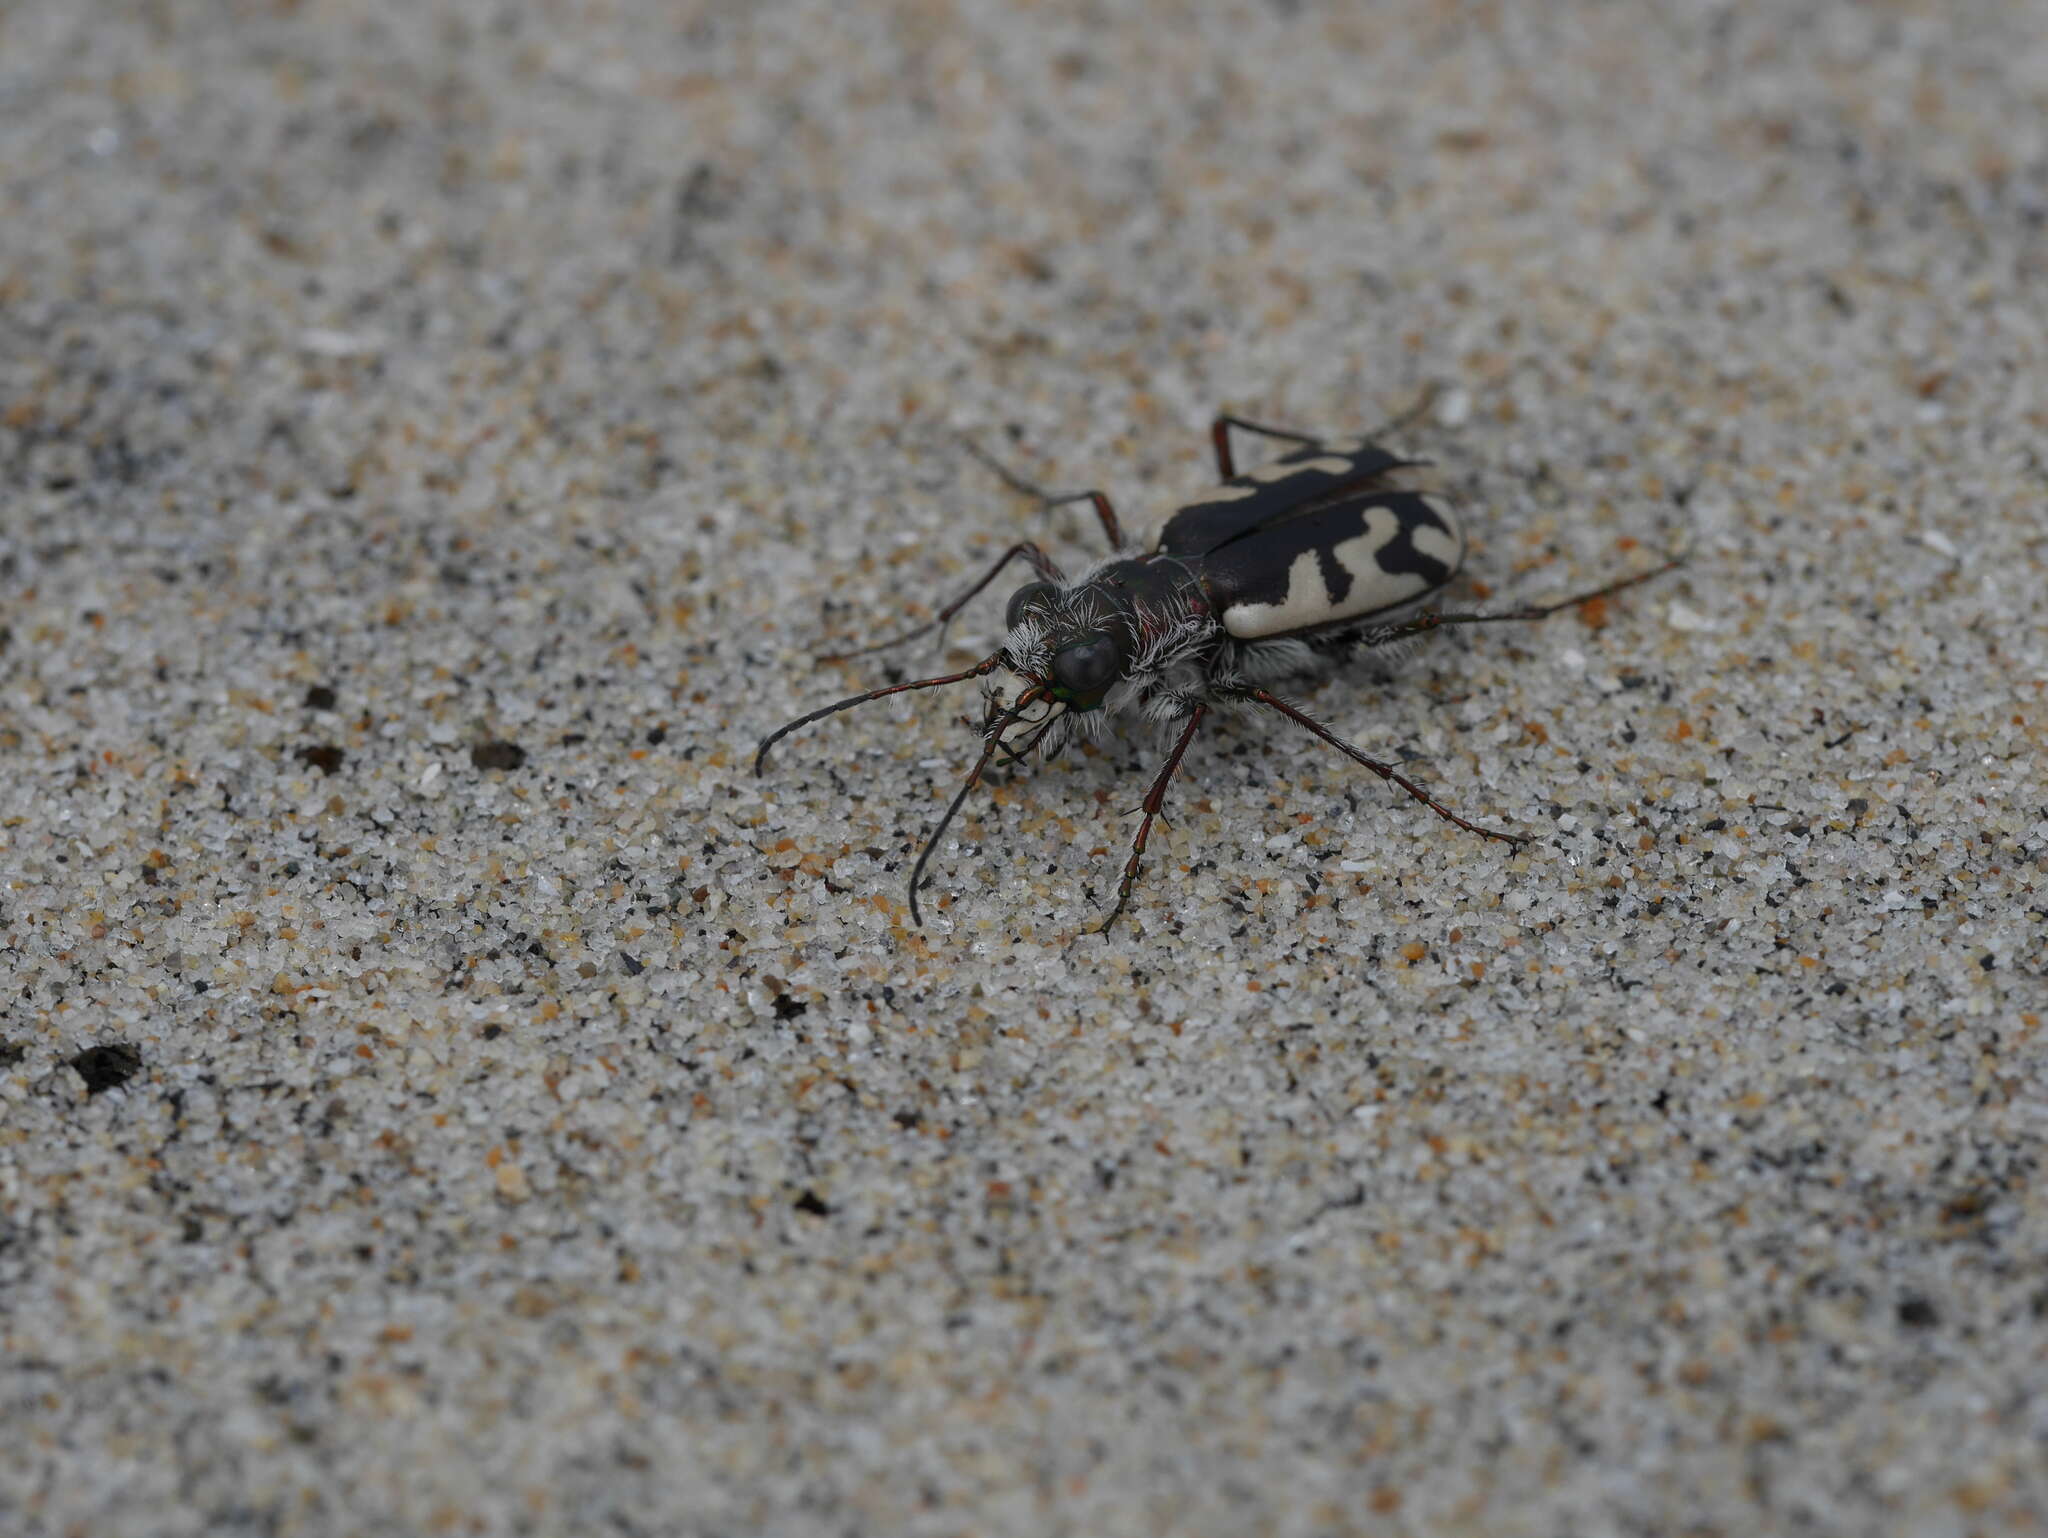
[907,686,1046,923]
[754,654,1005,775]
[817,541,1063,663]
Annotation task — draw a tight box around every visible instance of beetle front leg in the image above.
[1095,705,1207,936]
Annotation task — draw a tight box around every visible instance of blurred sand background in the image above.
[2,2,2045,1534]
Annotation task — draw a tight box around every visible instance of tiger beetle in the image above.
[755,394,1682,934]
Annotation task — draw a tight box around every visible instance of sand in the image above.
[3,2,2044,1534]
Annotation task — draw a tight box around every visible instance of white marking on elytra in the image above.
[1195,452,1360,507]
[1221,504,1434,638]
[1412,514,1463,569]
[1246,454,1352,483]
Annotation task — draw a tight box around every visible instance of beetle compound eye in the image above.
[1005,581,1057,630]
[1052,635,1121,699]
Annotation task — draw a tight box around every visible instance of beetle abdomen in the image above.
[1157,441,1412,557]
[1209,489,1464,639]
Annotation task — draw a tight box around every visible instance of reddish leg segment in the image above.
[1210,385,1440,479]
[1097,705,1207,935]
[960,436,1125,549]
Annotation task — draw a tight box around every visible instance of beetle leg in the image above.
[1208,415,1320,480]
[1353,551,1686,649]
[1095,705,1207,936]
[1211,385,1440,478]
[960,436,1125,549]
[818,541,1065,663]
[1227,686,1527,847]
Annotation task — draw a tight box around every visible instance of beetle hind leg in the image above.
[1209,414,1321,479]
[1211,384,1442,478]
[1227,685,1527,848]
[1351,551,1686,651]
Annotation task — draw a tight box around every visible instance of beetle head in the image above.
[1001,578,1133,713]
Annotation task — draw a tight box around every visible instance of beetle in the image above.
[755,401,1680,933]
